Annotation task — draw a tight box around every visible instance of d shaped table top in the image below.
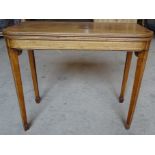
[3,21,154,130]
[3,22,153,41]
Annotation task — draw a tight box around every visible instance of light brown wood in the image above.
[3,22,153,39]
[7,48,29,131]
[3,21,153,130]
[94,19,137,23]
[6,35,152,42]
[119,52,133,103]
[126,51,148,129]
[28,50,41,103]
[8,40,147,51]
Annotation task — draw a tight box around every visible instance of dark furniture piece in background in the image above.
[0,20,21,37]
[144,19,155,32]
[27,19,93,22]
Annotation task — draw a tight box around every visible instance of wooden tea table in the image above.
[3,22,153,130]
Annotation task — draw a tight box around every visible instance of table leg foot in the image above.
[24,123,30,131]
[119,96,124,103]
[125,123,130,129]
[35,96,41,103]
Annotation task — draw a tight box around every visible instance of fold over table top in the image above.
[3,22,153,41]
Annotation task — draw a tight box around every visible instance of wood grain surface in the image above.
[3,22,153,39]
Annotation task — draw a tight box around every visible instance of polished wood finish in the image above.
[9,40,147,51]
[28,50,41,103]
[94,19,137,23]
[3,22,153,130]
[3,22,153,39]
[7,47,29,131]
[119,52,133,103]
[126,50,149,129]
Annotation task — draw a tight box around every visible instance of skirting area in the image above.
[0,38,155,134]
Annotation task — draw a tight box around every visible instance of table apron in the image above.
[8,39,148,51]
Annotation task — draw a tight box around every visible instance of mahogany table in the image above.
[3,22,153,131]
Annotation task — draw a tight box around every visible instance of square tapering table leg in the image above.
[28,50,41,103]
[7,48,29,131]
[119,51,133,103]
[126,51,148,129]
